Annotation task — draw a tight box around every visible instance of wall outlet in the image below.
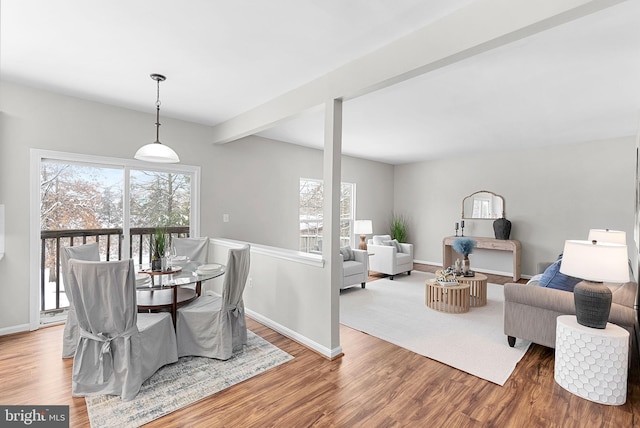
[223,214,229,223]
[248,277,253,288]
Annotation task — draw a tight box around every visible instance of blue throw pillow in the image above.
[538,258,581,292]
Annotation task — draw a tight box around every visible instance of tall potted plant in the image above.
[390,214,408,243]
[151,226,167,271]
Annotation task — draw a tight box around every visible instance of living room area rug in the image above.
[340,271,530,385]
[85,330,293,428]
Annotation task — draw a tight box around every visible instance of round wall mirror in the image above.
[462,191,505,219]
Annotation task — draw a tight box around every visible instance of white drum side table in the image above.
[554,315,629,405]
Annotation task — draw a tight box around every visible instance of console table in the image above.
[443,236,521,281]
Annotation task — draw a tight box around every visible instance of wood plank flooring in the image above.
[0,264,638,427]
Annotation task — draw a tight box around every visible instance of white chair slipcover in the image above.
[172,237,210,294]
[61,242,100,358]
[340,248,369,289]
[172,237,209,264]
[367,234,414,279]
[176,244,250,359]
[67,259,178,401]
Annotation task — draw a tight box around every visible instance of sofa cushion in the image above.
[538,258,581,292]
[340,246,355,261]
[372,235,392,245]
[343,260,363,276]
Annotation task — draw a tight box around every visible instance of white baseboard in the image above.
[246,309,342,359]
[413,259,441,267]
[0,323,30,337]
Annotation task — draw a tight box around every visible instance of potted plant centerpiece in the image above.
[453,237,477,276]
[151,226,168,272]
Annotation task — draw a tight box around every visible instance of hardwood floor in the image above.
[1,265,638,427]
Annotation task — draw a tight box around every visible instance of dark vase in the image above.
[493,218,512,240]
[573,281,612,329]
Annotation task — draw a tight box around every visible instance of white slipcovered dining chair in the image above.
[172,236,209,264]
[67,259,178,401]
[61,242,100,358]
[172,237,209,294]
[176,244,250,360]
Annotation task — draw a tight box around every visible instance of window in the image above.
[472,198,491,218]
[299,178,354,252]
[33,150,200,323]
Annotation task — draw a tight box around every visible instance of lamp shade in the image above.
[587,229,626,245]
[353,220,373,235]
[134,142,180,163]
[559,240,628,283]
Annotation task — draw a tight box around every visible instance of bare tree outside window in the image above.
[130,170,191,228]
[41,161,123,231]
[299,178,354,252]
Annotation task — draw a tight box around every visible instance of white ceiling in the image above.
[2,0,639,165]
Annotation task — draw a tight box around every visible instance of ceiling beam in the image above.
[209,0,626,144]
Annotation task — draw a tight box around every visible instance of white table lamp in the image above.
[353,220,373,250]
[587,228,626,245]
[560,239,628,328]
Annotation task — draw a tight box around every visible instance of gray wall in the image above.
[394,137,636,277]
[207,135,394,250]
[0,81,393,331]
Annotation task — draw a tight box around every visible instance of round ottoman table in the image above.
[425,279,470,314]
[456,273,488,307]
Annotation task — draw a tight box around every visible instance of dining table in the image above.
[136,260,226,328]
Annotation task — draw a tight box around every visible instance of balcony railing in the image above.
[299,234,351,254]
[40,226,190,313]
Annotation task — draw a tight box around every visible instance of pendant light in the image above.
[134,73,180,163]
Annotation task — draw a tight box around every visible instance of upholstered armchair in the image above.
[340,247,369,289]
[367,234,413,279]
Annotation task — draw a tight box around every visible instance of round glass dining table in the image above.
[136,261,225,328]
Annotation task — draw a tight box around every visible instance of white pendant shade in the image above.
[134,142,180,163]
[134,73,180,163]
[560,240,629,283]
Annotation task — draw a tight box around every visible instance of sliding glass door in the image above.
[32,150,200,326]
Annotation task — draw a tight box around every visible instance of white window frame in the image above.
[29,149,201,329]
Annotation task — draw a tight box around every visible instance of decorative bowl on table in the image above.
[196,263,223,275]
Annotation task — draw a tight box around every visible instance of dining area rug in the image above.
[340,271,531,385]
[85,331,293,428]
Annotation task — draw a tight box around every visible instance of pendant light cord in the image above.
[155,78,161,144]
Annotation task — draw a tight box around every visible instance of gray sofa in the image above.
[503,267,639,360]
